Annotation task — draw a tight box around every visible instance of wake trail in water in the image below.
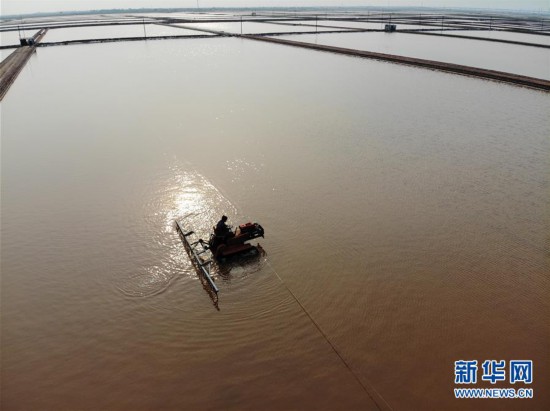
[265,259,394,411]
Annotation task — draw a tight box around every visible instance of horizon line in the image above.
[2,5,550,20]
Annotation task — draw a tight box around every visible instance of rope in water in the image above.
[265,260,393,411]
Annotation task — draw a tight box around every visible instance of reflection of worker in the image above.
[215,215,231,235]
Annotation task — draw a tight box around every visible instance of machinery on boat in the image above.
[175,219,264,294]
[208,222,264,260]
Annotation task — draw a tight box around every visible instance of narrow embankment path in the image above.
[0,29,48,101]
[243,34,550,91]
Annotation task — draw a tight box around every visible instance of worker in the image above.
[215,215,231,236]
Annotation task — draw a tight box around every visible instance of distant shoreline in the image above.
[2,6,550,20]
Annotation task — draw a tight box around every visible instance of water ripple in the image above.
[115,265,177,298]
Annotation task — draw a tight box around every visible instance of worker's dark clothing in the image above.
[215,219,230,235]
[215,218,235,244]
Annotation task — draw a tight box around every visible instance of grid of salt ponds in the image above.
[444,30,550,46]
[143,12,250,20]
[177,21,352,34]
[2,17,111,26]
[0,19,148,32]
[287,20,429,31]
[142,12,276,21]
[43,24,211,42]
[2,15,135,23]
[277,31,550,80]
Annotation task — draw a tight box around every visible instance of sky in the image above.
[2,0,549,16]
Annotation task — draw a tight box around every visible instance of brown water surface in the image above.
[1,37,549,410]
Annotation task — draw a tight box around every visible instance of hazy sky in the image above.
[2,0,549,16]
